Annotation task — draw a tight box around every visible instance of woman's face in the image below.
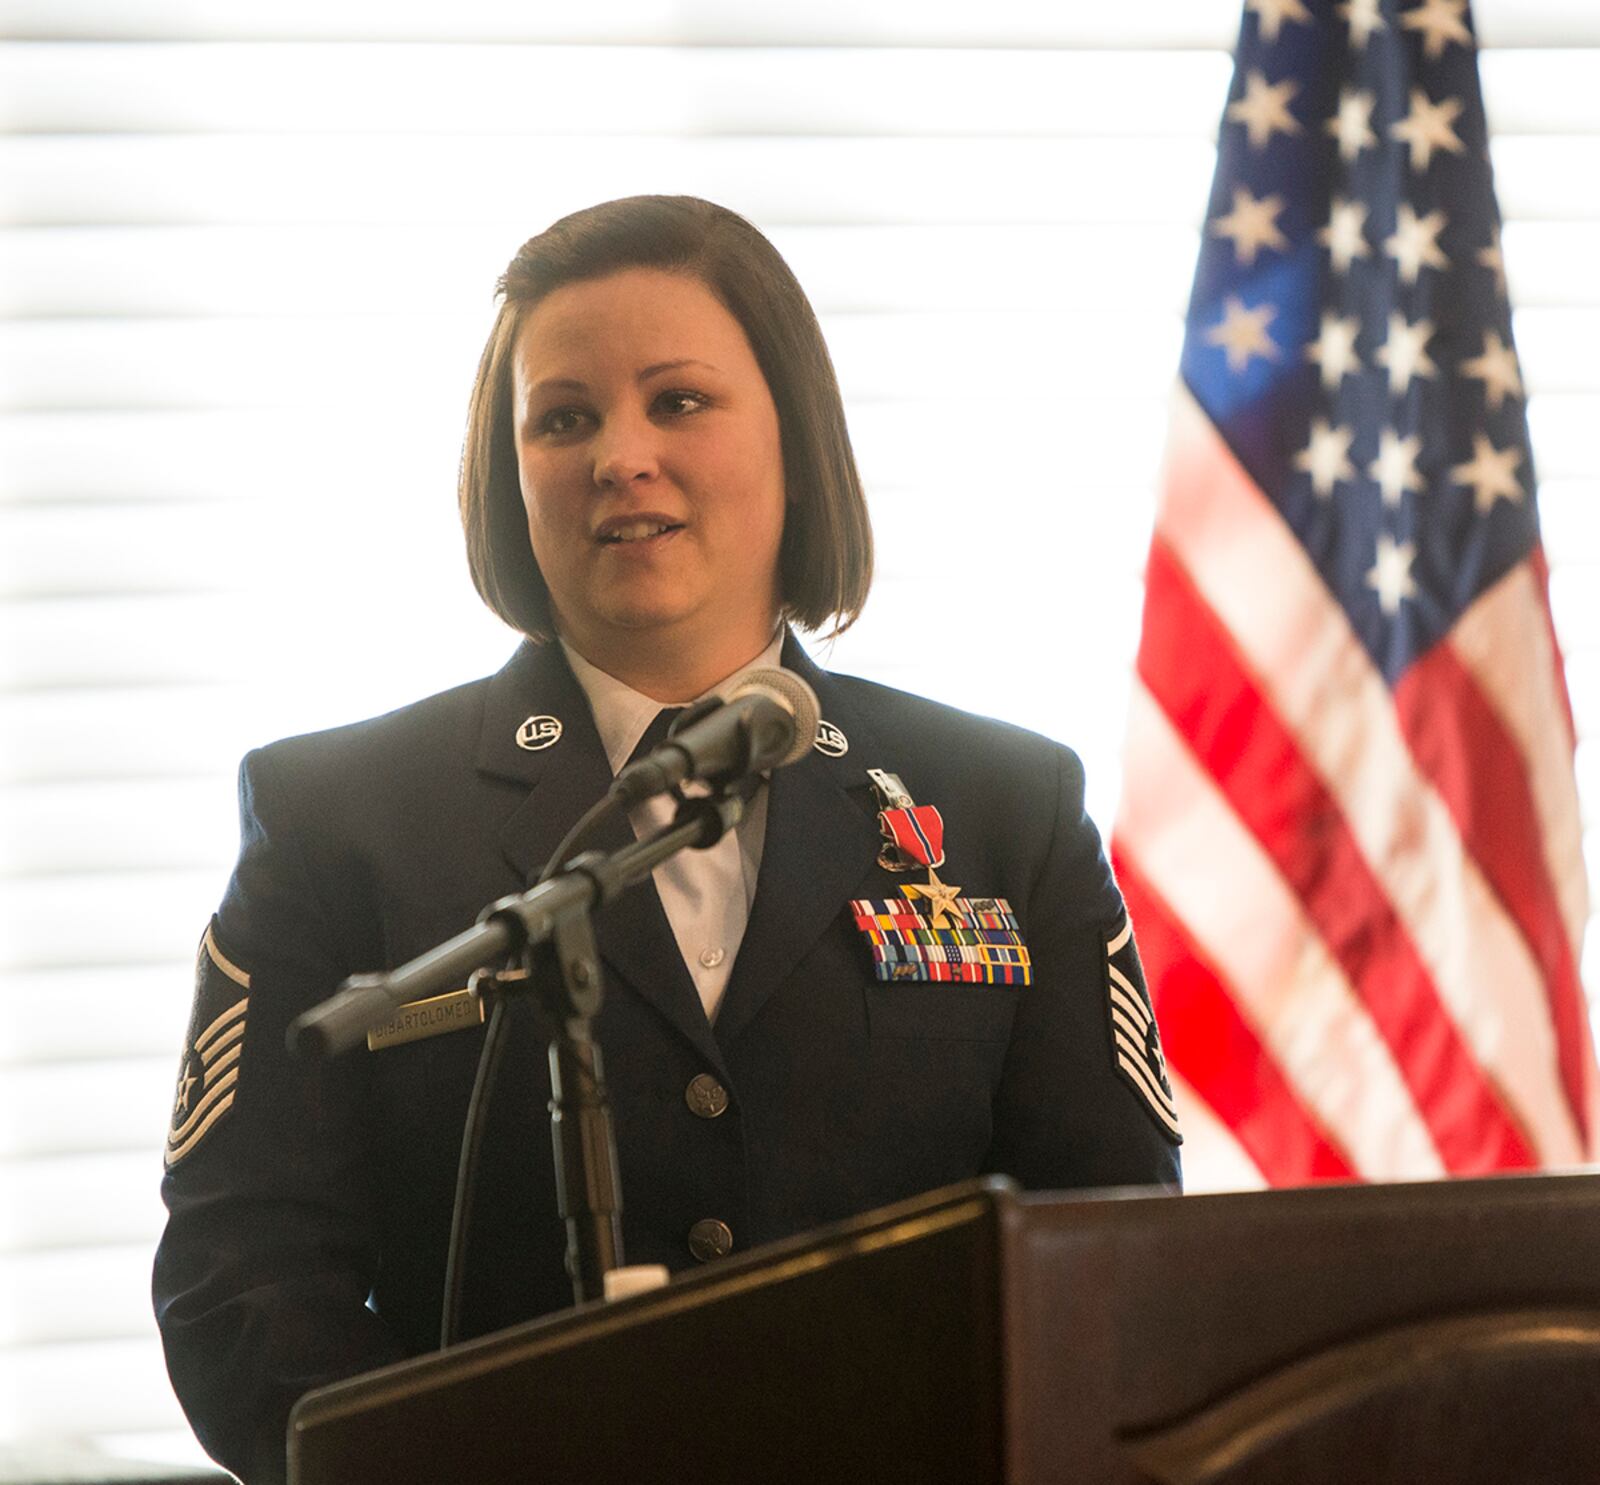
[511,267,787,680]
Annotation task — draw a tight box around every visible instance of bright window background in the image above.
[2,0,1597,1465]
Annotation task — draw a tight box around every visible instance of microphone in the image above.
[610,667,820,809]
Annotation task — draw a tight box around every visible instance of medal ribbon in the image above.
[880,805,946,870]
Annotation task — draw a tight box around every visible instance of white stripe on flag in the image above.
[1119,679,1445,1180]
[1157,385,1583,1165]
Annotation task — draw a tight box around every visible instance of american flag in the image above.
[1113,0,1599,1185]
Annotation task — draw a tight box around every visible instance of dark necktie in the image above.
[624,707,687,771]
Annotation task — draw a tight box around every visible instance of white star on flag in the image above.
[1400,0,1473,61]
[1478,229,1508,297]
[1226,70,1301,150]
[1318,198,1371,274]
[1326,88,1378,163]
[1391,88,1467,172]
[1384,204,1450,286]
[1205,297,1280,372]
[1366,532,1419,615]
[1375,312,1438,396]
[1246,0,1312,43]
[1337,0,1386,48]
[1305,312,1362,391]
[1452,432,1524,513]
[1369,427,1426,506]
[1211,187,1290,265]
[1460,330,1523,411]
[1295,418,1357,498]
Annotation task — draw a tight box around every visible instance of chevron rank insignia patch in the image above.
[1103,915,1182,1144]
[165,921,251,1169]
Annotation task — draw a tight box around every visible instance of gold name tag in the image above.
[366,989,485,1051]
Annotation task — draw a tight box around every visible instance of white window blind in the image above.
[2,0,1598,1465]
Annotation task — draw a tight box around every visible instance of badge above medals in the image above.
[852,770,1031,986]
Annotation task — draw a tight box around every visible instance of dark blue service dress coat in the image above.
[153,634,1181,1482]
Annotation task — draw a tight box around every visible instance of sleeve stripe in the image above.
[1117,1052,1184,1136]
[167,1066,239,1144]
[1114,1027,1179,1120]
[1107,916,1133,956]
[203,924,251,990]
[165,1093,236,1167]
[203,1042,242,1086]
[1109,977,1151,1032]
[194,996,249,1055]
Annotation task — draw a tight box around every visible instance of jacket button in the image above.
[685,1073,729,1119]
[688,1218,733,1262]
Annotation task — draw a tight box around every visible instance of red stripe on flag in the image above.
[1115,849,1357,1183]
[1139,535,1536,1172]
[1393,639,1591,1148]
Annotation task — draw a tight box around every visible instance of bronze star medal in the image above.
[906,866,964,928]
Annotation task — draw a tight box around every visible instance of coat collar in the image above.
[472,634,887,1062]
[475,640,725,1074]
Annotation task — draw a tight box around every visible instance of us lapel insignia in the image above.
[515,714,563,750]
[1103,915,1182,1144]
[166,921,250,1168]
[814,720,848,757]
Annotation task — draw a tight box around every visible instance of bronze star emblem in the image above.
[906,867,964,928]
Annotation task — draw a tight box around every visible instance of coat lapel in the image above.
[479,642,725,1074]
[711,638,884,1050]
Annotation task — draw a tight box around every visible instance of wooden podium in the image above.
[288,1172,1600,1484]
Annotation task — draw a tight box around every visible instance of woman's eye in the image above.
[653,389,710,418]
[536,407,590,437]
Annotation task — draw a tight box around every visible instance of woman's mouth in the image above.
[597,519,685,546]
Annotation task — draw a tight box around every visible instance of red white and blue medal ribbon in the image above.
[880,804,946,871]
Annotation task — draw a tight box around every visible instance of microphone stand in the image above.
[289,785,751,1312]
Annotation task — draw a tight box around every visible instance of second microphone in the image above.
[609,667,821,810]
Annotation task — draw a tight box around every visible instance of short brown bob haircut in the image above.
[459,195,874,641]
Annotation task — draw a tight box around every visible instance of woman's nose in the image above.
[592,413,660,488]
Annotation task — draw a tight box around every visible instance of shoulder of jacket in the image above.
[242,671,494,787]
[825,669,1081,774]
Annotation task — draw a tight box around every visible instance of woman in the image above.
[154,196,1181,1483]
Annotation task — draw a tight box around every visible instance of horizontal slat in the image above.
[4,0,1599,47]
[3,307,1595,416]
[0,687,258,783]
[0,1336,187,1439]
[0,965,193,1062]
[0,871,233,972]
[6,133,1599,229]
[0,1244,167,1346]
[0,592,512,692]
[0,0,1250,47]
[0,222,1213,318]
[0,779,235,874]
[0,1057,176,1157]
[0,44,1238,137]
[0,134,1218,227]
[0,1152,169,1250]
[3,44,1591,139]
[0,393,1174,506]
[0,407,452,503]
[1534,478,1600,553]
